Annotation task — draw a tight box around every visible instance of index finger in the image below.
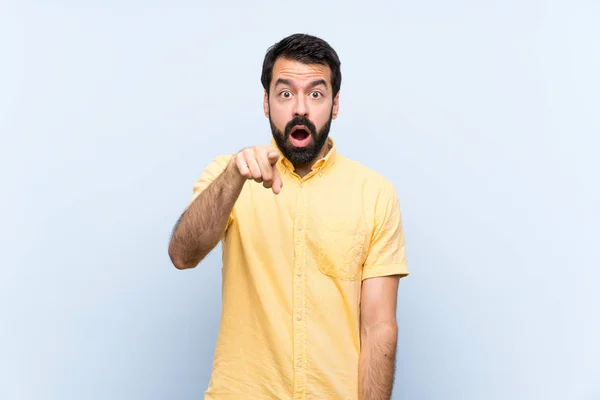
[271,164,283,195]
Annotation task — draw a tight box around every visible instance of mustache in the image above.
[284,116,317,136]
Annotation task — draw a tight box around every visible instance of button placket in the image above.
[293,177,307,399]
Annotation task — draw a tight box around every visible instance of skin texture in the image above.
[169,56,400,399]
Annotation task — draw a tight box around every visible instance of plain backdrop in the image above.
[1,1,599,399]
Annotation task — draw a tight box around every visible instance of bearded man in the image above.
[168,33,409,400]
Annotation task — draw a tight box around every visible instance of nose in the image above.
[293,95,308,117]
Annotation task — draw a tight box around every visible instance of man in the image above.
[168,33,409,400]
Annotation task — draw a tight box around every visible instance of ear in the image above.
[263,90,270,118]
[332,92,340,120]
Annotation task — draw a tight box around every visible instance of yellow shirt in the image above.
[189,137,408,400]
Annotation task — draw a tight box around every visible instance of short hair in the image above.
[261,33,342,98]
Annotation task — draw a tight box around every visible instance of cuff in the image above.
[361,263,409,280]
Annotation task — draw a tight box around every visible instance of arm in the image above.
[168,157,245,270]
[168,146,282,270]
[358,181,408,399]
[358,275,400,400]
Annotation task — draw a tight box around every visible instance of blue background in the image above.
[1,1,598,399]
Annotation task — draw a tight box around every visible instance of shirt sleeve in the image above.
[361,182,409,280]
[186,154,235,228]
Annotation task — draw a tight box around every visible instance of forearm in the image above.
[358,321,398,400]
[168,159,244,269]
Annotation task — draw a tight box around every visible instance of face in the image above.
[264,57,339,166]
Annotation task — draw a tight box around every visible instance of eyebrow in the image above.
[274,78,328,90]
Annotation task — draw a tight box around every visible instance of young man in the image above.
[168,33,409,400]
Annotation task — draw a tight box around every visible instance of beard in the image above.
[269,108,333,166]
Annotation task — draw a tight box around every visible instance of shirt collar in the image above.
[270,136,337,176]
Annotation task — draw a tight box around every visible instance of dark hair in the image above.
[261,33,342,98]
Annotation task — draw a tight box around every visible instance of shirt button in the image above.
[298,225,303,231]
[299,183,304,188]
[296,314,302,321]
[297,271,302,277]
[297,361,302,367]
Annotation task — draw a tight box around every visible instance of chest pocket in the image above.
[317,217,368,281]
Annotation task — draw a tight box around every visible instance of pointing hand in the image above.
[234,146,283,194]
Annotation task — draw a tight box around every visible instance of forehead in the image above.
[271,57,331,88]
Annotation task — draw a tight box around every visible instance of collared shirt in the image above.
[188,137,408,400]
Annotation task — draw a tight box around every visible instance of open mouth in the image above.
[290,126,310,140]
[289,126,312,148]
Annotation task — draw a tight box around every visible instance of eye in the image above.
[310,91,323,99]
[280,90,292,99]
